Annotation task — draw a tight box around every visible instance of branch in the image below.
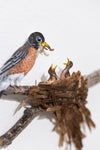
[1,68,100,100]
[0,108,40,146]
[86,69,100,88]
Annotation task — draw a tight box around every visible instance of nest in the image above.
[26,71,95,150]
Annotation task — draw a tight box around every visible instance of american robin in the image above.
[0,32,52,94]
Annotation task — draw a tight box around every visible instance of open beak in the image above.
[63,58,70,66]
[40,42,51,50]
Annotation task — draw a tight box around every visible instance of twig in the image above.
[0,107,40,146]
[86,69,100,88]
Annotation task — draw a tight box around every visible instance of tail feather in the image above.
[0,76,10,92]
[0,90,5,98]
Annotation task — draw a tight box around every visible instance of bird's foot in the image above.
[19,86,29,93]
[13,86,29,94]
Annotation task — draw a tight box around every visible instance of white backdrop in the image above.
[0,0,100,149]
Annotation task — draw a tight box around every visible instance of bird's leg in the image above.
[12,85,29,94]
[13,77,29,94]
[18,86,29,93]
[11,85,19,93]
[15,86,29,94]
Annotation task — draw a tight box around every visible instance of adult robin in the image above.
[0,32,53,95]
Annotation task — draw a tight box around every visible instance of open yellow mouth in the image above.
[40,42,50,50]
[50,64,57,70]
[63,58,70,66]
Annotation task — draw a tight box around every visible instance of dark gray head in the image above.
[28,32,45,49]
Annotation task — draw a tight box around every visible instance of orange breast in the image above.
[8,46,37,75]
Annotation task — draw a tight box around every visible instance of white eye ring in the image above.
[36,36,42,42]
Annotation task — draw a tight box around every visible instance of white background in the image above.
[0,0,100,149]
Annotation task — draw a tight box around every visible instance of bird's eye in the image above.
[36,36,42,42]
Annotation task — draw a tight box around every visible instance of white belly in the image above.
[0,73,24,91]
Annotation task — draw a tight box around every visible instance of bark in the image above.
[0,108,40,146]
[86,69,100,88]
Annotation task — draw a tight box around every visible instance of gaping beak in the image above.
[63,58,70,66]
[40,42,51,50]
[50,64,57,70]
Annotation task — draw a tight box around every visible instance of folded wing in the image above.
[0,46,29,76]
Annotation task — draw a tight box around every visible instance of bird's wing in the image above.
[0,46,29,76]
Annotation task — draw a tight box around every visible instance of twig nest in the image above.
[27,71,95,150]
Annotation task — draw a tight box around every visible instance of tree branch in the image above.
[2,68,100,100]
[86,69,100,88]
[0,108,40,146]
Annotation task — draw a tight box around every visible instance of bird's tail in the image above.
[0,90,5,98]
[0,77,2,97]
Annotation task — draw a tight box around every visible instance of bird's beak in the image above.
[40,42,51,50]
[50,64,57,70]
[63,58,70,66]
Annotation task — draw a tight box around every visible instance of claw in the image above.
[63,58,70,66]
[50,64,57,70]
